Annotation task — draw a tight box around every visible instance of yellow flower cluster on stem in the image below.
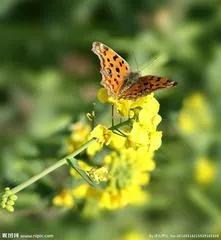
[178,92,214,153]
[53,88,163,213]
[1,87,163,214]
[178,92,216,187]
[195,157,216,185]
[178,93,213,135]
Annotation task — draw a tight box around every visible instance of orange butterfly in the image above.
[92,41,177,100]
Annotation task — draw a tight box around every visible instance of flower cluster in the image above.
[1,188,18,212]
[67,122,91,153]
[178,92,213,135]
[178,92,216,186]
[53,88,163,214]
[194,157,216,185]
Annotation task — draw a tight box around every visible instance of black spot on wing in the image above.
[103,46,108,51]
[113,55,118,61]
[114,78,119,84]
[149,75,154,80]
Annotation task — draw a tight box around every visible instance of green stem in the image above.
[67,158,100,189]
[111,104,114,126]
[109,118,131,131]
[10,119,132,195]
[11,138,95,194]
[188,186,221,222]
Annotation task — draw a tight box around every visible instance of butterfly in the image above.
[92,41,177,100]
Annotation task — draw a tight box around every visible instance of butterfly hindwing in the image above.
[92,42,131,97]
[119,75,177,100]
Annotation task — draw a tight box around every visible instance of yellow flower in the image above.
[67,92,163,212]
[110,93,157,118]
[72,184,89,199]
[70,160,92,178]
[53,189,74,208]
[109,132,127,150]
[195,157,216,185]
[110,98,134,117]
[139,95,160,121]
[68,122,91,153]
[87,167,108,183]
[136,147,155,172]
[97,88,157,117]
[178,93,213,135]
[87,124,112,156]
[97,88,109,103]
[120,231,146,240]
[97,87,133,117]
[129,122,150,146]
[139,106,161,131]
[149,131,162,152]
[97,148,153,209]
[87,141,103,157]
[178,111,195,133]
[99,186,149,209]
[89,124,112,144]
[128,94,162,148]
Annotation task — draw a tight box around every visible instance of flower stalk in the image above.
[188,187,221,222]
[2,90,163,212]
[1,118,131,205]
[11,138,95,195]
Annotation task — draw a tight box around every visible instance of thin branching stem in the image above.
[11,139,95,194]
[111,104,114,126]
[9,118,132,195]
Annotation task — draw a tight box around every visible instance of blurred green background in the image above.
[0,0,221,239]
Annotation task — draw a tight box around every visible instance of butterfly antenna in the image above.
[140,54,167,73]
[131,50,139,72]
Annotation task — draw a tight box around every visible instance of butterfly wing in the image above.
[119,75,177,100]
[92,42,131,97]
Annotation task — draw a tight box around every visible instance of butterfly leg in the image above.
[111,104,115,127]
[114,128,127,137]
[112,129,127,137]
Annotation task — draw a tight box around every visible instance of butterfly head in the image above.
[127,72,140,83]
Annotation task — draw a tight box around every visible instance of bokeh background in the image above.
[0,0,221,239]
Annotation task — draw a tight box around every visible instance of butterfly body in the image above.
[92,41,177,100]
[124,72,141,87]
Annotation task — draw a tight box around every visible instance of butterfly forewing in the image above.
[92,42,131,97]
[119,75,177,100]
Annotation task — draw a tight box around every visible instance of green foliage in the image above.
[0,0,221,238]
